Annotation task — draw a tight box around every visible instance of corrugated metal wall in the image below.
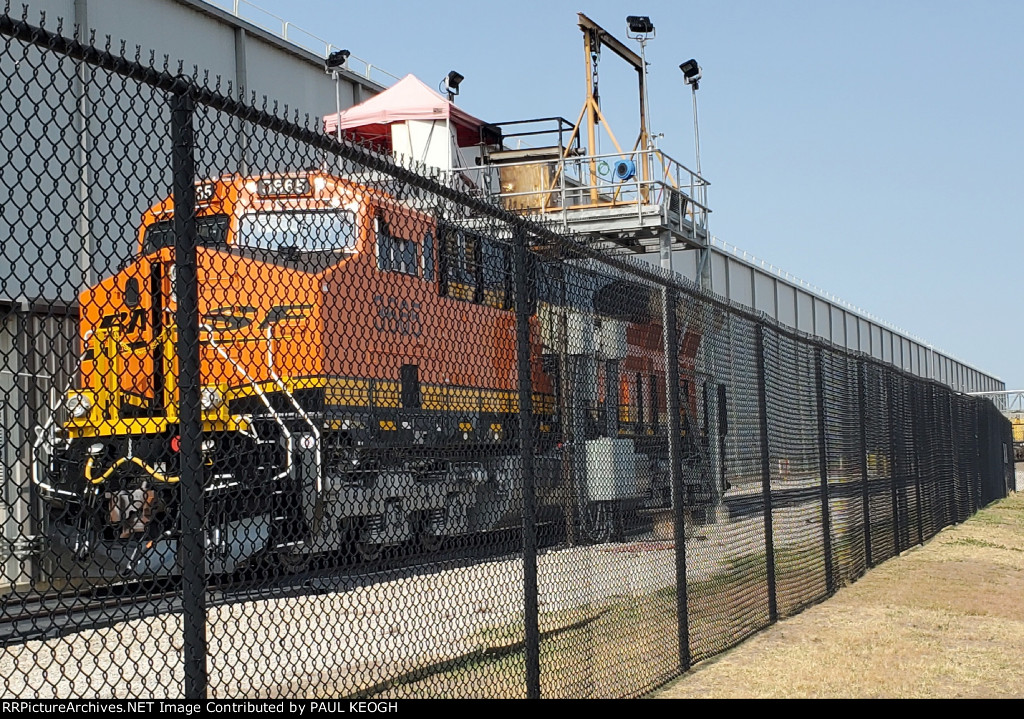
[664,243,1003,394]
[1,306,77,590]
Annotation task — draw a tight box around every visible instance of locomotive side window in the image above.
[238,210,357,254]
[438,225,514,310]
[376,219,419,276]
[422,230,435,282]
[440,226,481,302]
[481,239,512,310]
[142,214,230,254]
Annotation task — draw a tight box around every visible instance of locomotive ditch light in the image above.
[64,392,92,419]
[200,387,223,411]
[325,49,350,71]
[627,15,654,34]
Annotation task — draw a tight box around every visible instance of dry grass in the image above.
[655,491,1024,699]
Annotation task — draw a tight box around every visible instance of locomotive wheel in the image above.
[583,502,615,544]
[276,546,311,573]
[354,540,383,562]
[419,529,448,553]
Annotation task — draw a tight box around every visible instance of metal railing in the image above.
[203,0,401,86]
[457,146,710,234]
[969,390,1024,413]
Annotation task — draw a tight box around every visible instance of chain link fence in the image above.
[0,9,1014,699]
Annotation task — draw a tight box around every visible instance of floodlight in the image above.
[626,15,654,34]
[679,58,702,88]
[325,49,350,71]
[445,71,465,93]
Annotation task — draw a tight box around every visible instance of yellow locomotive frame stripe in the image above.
[66,374,557,439]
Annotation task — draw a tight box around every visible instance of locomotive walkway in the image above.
[654,481,1024,699]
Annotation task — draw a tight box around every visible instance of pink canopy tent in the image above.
[323,74,500,149]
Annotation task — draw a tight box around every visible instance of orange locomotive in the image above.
[34,171,708,576]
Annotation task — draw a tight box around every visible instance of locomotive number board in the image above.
[257,177,313,197]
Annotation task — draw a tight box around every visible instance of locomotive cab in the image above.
[35,173,369,575]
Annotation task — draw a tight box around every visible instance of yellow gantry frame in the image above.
[541,13,652,211]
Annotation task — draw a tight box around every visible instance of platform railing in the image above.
[455,147,710,237]
[969,390,1024,413]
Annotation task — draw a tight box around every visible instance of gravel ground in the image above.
[0,528,736,698]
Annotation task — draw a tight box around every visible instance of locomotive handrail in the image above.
[205,328,293,482]
[265,328,322,493]
[32,330,94,497]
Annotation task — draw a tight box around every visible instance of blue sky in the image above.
[247,0,1023,387]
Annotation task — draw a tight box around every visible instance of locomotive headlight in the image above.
[200,387,223,411]
[64,393,93,419]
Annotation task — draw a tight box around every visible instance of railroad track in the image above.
[0,527,537,647]
[723,479,917,519]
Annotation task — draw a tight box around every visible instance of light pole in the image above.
[325,49,351,143]
[440,71,464,173]
[626,16,656,176]
[679,59,703,202]
[680,58,711,289]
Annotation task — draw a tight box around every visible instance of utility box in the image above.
[585,438,642,501]
[597,318,628,360]
[539,305,594,355]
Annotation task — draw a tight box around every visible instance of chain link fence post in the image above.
[1006,411,1016,494]
[814,348,835,595]
[512,227,540,699]
[887,372,901,555]
[857,360,873,569]
[912,383,924,545]
[171,88,207,700]
[975,404,982,508]
[950,393,961,522]
[754,324,778,623]
[939,385,952,527]
[661,287,690,672]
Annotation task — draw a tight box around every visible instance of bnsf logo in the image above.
[202,305,313,333]
[100,309,147,333]
[98,304,313,335]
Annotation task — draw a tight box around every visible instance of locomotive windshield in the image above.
[238,210,357,255]
[142,214,230,254]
